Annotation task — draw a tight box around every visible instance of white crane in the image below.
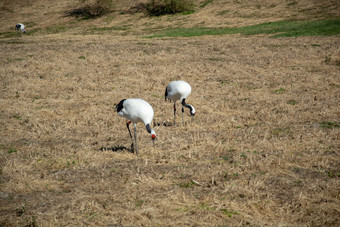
[165,80,196,125]
[15,24,26,35]
[115,98,156,155]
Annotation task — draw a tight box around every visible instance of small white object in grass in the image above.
[15,23,26,33]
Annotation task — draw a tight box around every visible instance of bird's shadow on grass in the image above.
[100,145,133,153]
[154,121,174,127]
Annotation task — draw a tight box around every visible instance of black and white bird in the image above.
[115,98,156,155]
[15,24,26,34]
[165,80,196,125]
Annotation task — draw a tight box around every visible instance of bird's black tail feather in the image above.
[164,87,168,101]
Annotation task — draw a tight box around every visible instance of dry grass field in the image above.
[1,0,340,226]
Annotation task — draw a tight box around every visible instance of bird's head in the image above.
[151,129,156,141]
[190,105,196,116]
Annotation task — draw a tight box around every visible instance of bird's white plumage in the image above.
[118,99,154,125]
[115,98,156,154]
[15,24,26,33]
[166,80,192,103]
[165,80,196,124]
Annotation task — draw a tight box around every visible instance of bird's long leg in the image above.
[173,102,176,125]
[126,121,134,152]
[133,123,138,155]
[182,106,184,124]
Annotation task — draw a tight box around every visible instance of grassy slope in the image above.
[0,0,340,226]
[1,0,340,37]
[145,19,340,38]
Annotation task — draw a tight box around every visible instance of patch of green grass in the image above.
[325,171,334,178]
[319,122,340,129]
[32,96,41,102]
[244,20,340,37]
[25,28,42,36]
[135,199,144,207]
[15,205,25,216]
[294,179,303,185]
[78,56,86,60]
[324,55,331,64]
[0,32,18,38]
[198,203,214,210]
[208,57,223,61]
[145,27,227,38]
[25,216,38,227]
[287,100,298,105]
[13,114,22,120]
[67,160,76,166]
[45,25,67,34]
[5,57,25,62]
[329,83,340,88]
[105,14,116,22]
[220,209,239,218]
[272,127,291,137]
[219,80,230,85]
[174,206,190,212]
[86,212,97,219]
[220,155,231,161]
[8,147,17,154]
[179,181,195,188]
[181,10,195,15]
[144,19,340,38]
[272,88,286,93]
[88,26,130,32]
[240,153,247,158]
[0,40,25,45]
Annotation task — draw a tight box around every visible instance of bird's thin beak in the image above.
[152,139,156,151]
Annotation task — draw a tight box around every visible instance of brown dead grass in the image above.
[1,0,340,226]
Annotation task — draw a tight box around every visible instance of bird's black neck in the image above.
[182,99,192,110]
[146,124,152,134]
